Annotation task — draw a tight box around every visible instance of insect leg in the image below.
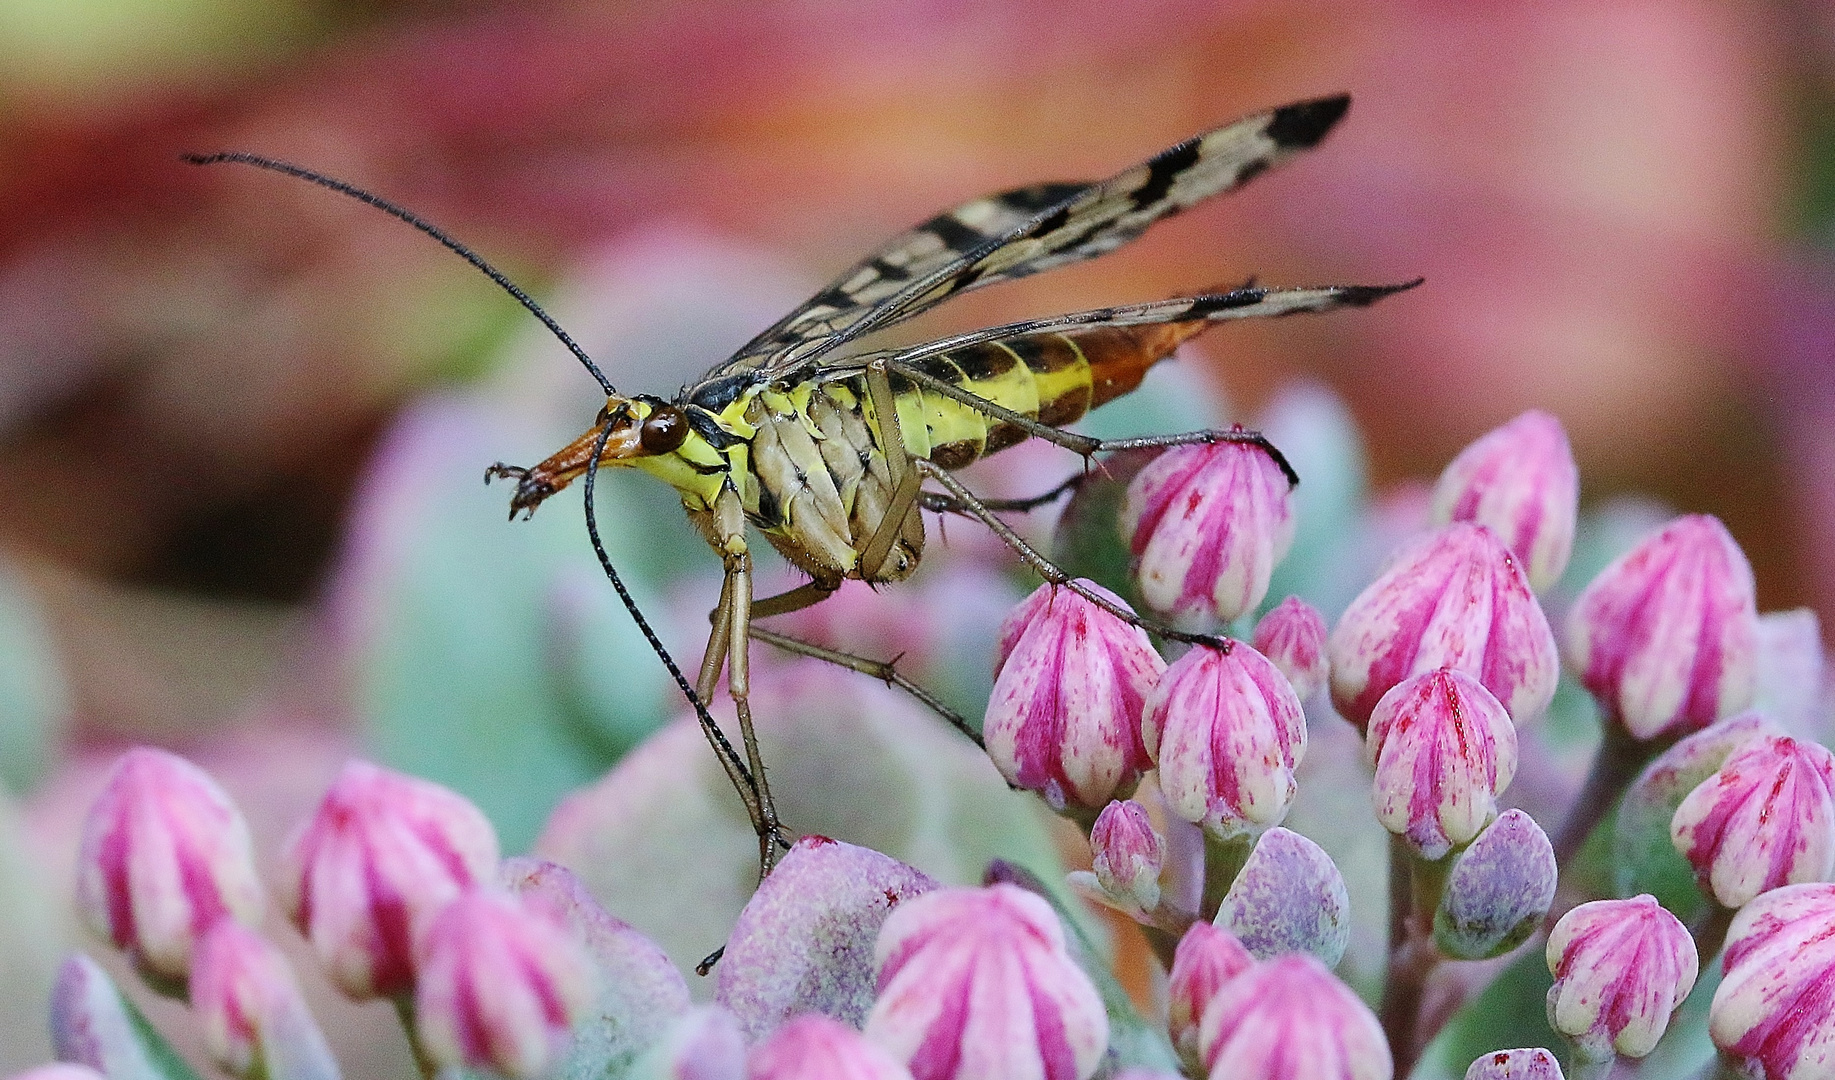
[750,577,842,620]
[711,486,789,873]
[919,472,1086,516]
[745,623,982,747]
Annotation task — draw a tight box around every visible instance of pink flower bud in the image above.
[1463,1048,1564,1080]
[49,954,162,1078]
[1710,883,1835,1078]
[1328,523,1557,732]
[1251,596,1329,702]
[864,884,1108,1080]
[1088,800,1164,913]
[281,759,500,998]
[1166,923,1252,1072]
[1121,434,1297,623]
[632,1006,746,1080]
[984,582,1165,810]
[189,921,339,1080]
[1671,734,1835,909]
[749,1015,916,1080]
[1565,514,1760,740]
[1545,895,1697,1059]
[1198,952,1392,1080]
[1431,411,1578,593]
[1366,669,1519,861]
[415,889,596,1079]
[74,747,263,980]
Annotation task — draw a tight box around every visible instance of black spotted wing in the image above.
[711,94,1353,381]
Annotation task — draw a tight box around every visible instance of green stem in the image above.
[392,995,440,1080]
[1200,832,1254,922]
[1566,1048,1617,1080]
[1379,837,1456,1077]
[1552,724,1654,869]
[1692,904,1736,969]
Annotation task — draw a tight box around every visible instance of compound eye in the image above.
[639,406,689,454]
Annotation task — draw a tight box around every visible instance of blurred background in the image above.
[2,0,1834,1073]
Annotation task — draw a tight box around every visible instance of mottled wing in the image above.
[712,182,1087,377]
[716,94,1353,380]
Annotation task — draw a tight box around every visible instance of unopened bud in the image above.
[1329,523,1557,731]
[1199,952,1392,1080]
[1367,668,1519,861]
[1710,883,1835,1079]
[985,582,1165,810]
[627,1006,746,1080]
[1215,826,1350,967]
[1672,734,1835,909]
[1463,1048,1565,1080]
[865,884,1108,1080]
[1546,895,1697,1059]
[1143,641,1305,841]
[1166,923,1252,1073]
[1251,596,1329,702]
[49,954,163,1078]
[74,748,263,981]
[415,889,596,1079]
[1435,809,1557,961]
[1431,410,1578,592]
[750,1015,916,1080]
[1121,433,1297,623]
[1566,514,1759,740]
[1083,799,1164,914]
[281,760,500,998]
[190,921,339,1080]
[6,1067,108,1080]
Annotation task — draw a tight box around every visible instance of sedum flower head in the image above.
[1121,433,1297,624]
[1431,410,1578,592]
[1251,596,1330,702]
[1198,952,1392,1080]
[1565,514,1759,741]
[1671,734,1835,909]
[864,883,1108,1080]
[1366,668,1519,861]
[985,581,1165,810]
[1144,641,1306,841]
[74,747,263,981]
[1710,882,1835,1079]
[1328,522,1557,732]
[1545,895,1697,1059]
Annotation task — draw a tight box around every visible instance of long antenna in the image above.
[182,151,617,396]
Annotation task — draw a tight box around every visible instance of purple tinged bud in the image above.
[414,889,596,1079]
[985,581,1165,810]
[1545,895,1698,1059]
[749,1015,916,1080]
[189,921,340,1080]
[1463,1048,1565,1080]
[1087,800,1164,913]
[7,1068,109,1080]
[1251,597,1330,703]
[1435,809,1557,961]
[1565,514,1760,741]
[280,759,500,999]
[1431,411,1578,593]
[49,953,164,1078]
[1121,435,1297,623]
[1366,669,1519,861]
[1671,734,1835,909]
[1328,522,1558,731]
[74,747,264,981]
[864,883,1108,1080]
[1215,827,1350,967]
[1199,952,1393,1080]
[629,1007,747,1080]
[1143,641,1305,841]
[1710,883,1835,1079]
[1166,923,1253,1073]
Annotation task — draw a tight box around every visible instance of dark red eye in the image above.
[639,406,689,454]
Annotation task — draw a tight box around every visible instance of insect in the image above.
[189,94,1417,873]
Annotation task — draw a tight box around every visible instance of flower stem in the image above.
[1200,832,1253,922]
[392,995,439,1080]
[1692,904,1736,968]
[1379,835,1449,1076]
[1566,1048,1617,1080]
[1552,723,1652,869]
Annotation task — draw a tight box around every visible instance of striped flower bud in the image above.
[281,760,500,999]
[1121,433,1297,623]
[1328,523,1557,732]
[1431,411,1578,592]
[1710,883,1835,1078]
[864,884,1108,1080]
[1167,923,1253,1073]
[190,921,339,1080]
[1087,799,1164,914]
[1367,668,1519,861]
[1671,734,1835,909]
[1566,514,1759,741]
[750,1015,916,1080]
[1198,952,1392,1080]
[1435,809,1557,961]
[1545,896,1697,1059]
[985,582,1165,810]
[1464,1048,1564,1080]
[1251,596,1329,702]
[1143,641,1306,841]
[415,889,596,1079]
[74,747,263,981]
[50,954,165,1078]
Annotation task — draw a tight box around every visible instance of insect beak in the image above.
[486,418,645,519]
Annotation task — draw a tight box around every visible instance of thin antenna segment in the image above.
[183,151,617,396]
